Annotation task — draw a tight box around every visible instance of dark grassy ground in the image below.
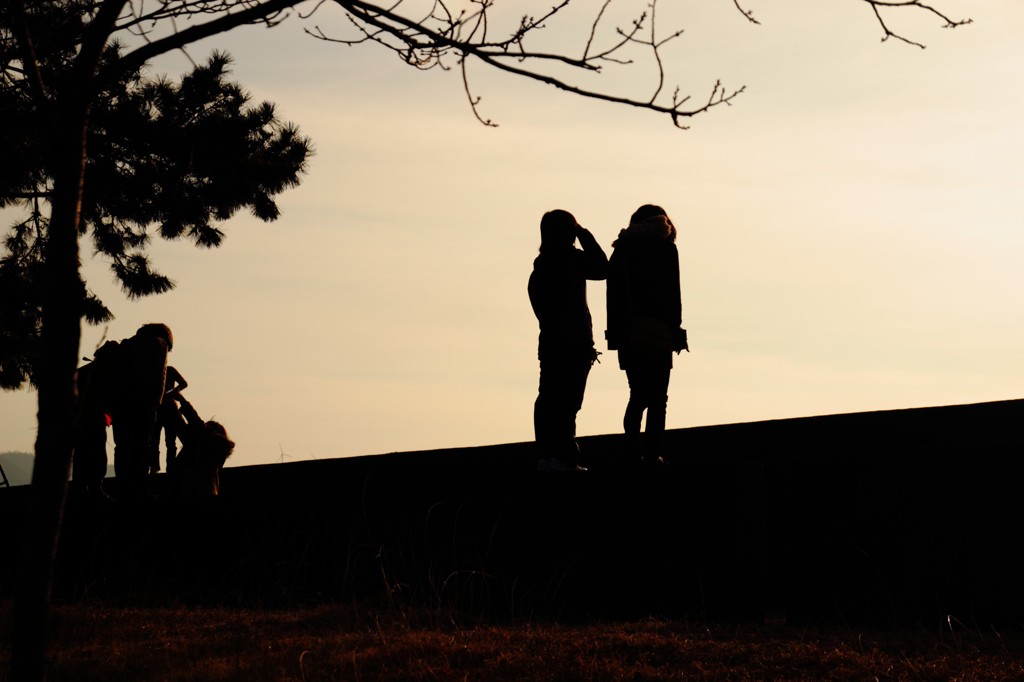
[3,399,1024,679]
[3,601,1024,681]
[18,400,1019,626]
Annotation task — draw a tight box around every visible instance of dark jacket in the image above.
[606,223,683,356]
[529,228,608,360]
[111,333,168,413]
[166,396,234,498]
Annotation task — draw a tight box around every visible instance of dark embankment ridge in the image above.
[2,398,1022,627]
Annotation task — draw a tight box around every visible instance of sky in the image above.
[2,0,1022,469]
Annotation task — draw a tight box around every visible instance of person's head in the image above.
[630,204,667,224]
[629,204,676,242]
[203,420,235,467]
[136,322,174,351]
[539,209,578,252]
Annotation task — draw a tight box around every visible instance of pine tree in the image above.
[1,4,310,388]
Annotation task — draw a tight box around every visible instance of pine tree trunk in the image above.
[10,98,88,682]
[9,5,128,676]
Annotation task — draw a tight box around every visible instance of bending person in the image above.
[166,393,235,498]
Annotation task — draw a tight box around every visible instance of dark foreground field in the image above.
[3,602,1024,681]
[3,399,1024,678]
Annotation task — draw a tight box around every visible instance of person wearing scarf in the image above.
[606,204,688,466]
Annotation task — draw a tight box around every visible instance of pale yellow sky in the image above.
[2,1,1022,467]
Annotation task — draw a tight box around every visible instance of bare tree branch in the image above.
[861,0,971,48]
[582,0,613,60]
[581,5,646,66]
[610,1,685,106]
[117,0,302,76]
[318,0,742,128]
[732,0,761,26]
[461,55,496,127]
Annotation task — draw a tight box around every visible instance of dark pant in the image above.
[534,353,593,465]
[112,406,157,492]
[621,351,672,459]
[72,413,109,487]
[151,402,180,473]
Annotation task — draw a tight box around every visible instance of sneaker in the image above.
[547,458,587,473]
[82,482,115,503]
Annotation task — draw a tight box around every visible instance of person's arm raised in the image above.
[575,226,609,280]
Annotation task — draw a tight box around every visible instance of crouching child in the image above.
[166,394,235,498]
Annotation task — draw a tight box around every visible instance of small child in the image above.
[166,393,235,498]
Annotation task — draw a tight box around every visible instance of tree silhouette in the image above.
[2,1,969,679]
[1,44,310,388]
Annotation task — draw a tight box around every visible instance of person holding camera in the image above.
[606,204,688,467]
[529,209,608,472]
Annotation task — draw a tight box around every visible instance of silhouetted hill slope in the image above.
[3,399,1022,626]
[0,452,116,487]
[220,396,1023,483]
[0,451,34,487]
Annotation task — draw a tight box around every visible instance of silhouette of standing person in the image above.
[72,340,121,499]
[110,322,173,499]
[606,205,688,466]
[149,365,188,474]
[529,209,608,472]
